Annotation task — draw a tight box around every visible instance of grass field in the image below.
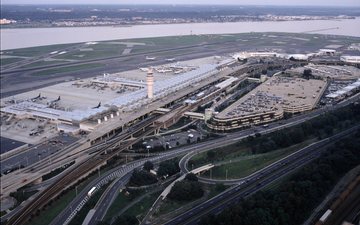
[121,191,161,220]
[0,57,25,66]
[6,43,77,57]
[21,60,69,69]
[189,142,252,169]
[54,43,127,61]
[103,189,145,222]
[31,63,104,76]
[200,138,317,180]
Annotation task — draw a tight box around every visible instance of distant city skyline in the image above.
[1,0,360,7]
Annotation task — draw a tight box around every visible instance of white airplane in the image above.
[146,56,156,60]
[139,67,149,72]
[166,58,176,62]
[156,68,173,73]
[174,70,183,74]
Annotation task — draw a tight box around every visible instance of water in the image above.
[1,18,360,50]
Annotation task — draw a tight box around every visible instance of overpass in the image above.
[155,108,205,120]
[140,164,214,225]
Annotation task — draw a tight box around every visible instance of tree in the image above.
[157,159,180,177]
[97,222,110,225]
[143,161,154,171]
[185,173,198,182]
[303,69,312,79]
[168,180,204,201]
[215,183,226,192]
[207,150,216,160]
[324,126,334,136]
[113,215,137,225]
[199,133,360,225]
[129,169,157,186]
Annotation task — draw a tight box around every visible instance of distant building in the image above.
[0,18,16,25]
[233,51,277,60]
[318,49,336,56]
[340,56,360,64]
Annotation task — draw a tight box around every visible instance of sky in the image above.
[1,0,360,7]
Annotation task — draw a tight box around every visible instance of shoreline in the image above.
[0,18,356,30]
[1,18,360,50]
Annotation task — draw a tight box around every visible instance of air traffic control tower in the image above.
[147,68,154,99]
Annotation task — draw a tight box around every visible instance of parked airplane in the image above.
[31,93,41,101]
[54,96,61,102]
[146,56,156,60]
[139,67,149,72]
[92,102,101,109]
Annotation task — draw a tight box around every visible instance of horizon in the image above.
[1,0,360,7]
[2,3,360,7]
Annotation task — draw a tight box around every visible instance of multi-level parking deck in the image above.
[208,75,327,131]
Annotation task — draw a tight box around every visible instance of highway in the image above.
[4,112,164,225]
[49,141,218,225]
[58,95,360,225]
[0,114,160,198]
[2,89,358,225]
[67,95,359,225]
[164,125,359,225]
[2,78,359,225]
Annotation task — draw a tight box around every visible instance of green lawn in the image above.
[31,63,104,76]
[103,189,145,222]
[155,183,220,217]
[27,190,76,225]
[189,142,252,169]
[21,60,68,69]
[157,199,190,216]
[54,43,126,61]
[121,191,161,220]
[200,138,317,180]
[8,44,77,57]
[0,57,25,66]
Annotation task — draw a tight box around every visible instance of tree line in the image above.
[199,129,360,225]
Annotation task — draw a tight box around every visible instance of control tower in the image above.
[146,68,154,99]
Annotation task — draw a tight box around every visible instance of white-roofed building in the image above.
[340,56,360,64]
[326,79,360,99]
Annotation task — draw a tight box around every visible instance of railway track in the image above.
[5,116,161,225]
[5,102,193,225]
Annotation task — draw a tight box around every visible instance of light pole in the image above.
[226,169,228,180]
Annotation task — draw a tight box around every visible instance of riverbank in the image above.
[1,18,360,50]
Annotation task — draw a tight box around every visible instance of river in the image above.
[1,18,360,50]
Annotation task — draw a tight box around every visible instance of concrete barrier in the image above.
[0,144,29,161]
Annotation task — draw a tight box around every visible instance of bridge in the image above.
[154,108,205,120]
